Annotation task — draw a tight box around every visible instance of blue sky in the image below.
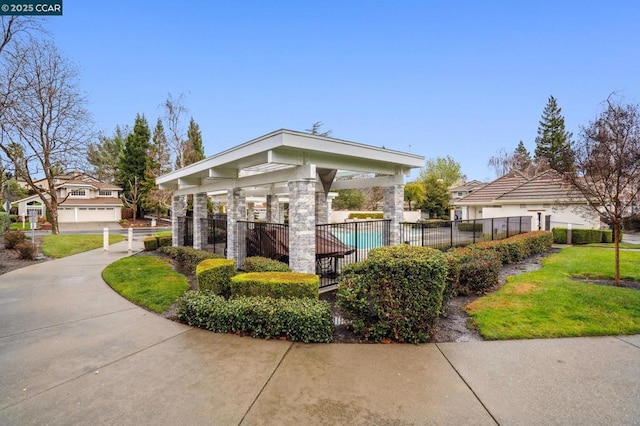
[45,1,640,181]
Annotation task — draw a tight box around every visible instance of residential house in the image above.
[452,170,600,230]
[449,179,485,220]
[13,174,123,223]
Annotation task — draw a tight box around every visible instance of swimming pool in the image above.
[330,228,385,249]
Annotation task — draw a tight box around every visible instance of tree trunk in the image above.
[614,220,621,285]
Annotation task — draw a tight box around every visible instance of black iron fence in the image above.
[206,214,227,255]
[400,216,532,250]
[240,221,290,267]
[183,216,193,246]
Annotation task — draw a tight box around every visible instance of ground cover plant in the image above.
[466,246,640,339]
[103,256,189,313]
[41,233,126,258]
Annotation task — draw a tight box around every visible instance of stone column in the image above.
[266,194,279,223]
[315,192,329,225]
[226,188,246,268]
[171,195,185,247]
[193,193,208,250]
[288,180,316,274]
[247,202,255,221]
[383,184,405,246]
[278,202,286,224]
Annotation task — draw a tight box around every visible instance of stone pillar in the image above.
[266,194,279,223]
[193,193,208,250]
[171,195,185,247]
[278,202,286,224]
[247,202,255,221]
[227,188,246,268]
[315,192,329,225]
[383,184,405,246]
[288,180,316,274]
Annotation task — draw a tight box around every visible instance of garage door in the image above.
[58,207,117,222]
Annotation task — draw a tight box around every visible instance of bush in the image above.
[458,222,483,232]
[336,245,447,343]
[242,256,290,272]
[601,229,613,243]
[143,237,158,251]
[15,241,38,259]
[175,291,334,343]
[157,235,172,248]
[0,212,11,232]
[449,247,501,295]
[157,245,223,274]
[231,272,319,299]
[347,212,384,220]
[3,230,26,249]
[552,228,568,244]
[196,258,235,296]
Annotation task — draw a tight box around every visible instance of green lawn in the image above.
[41,234,126,258]
[466,246,640,340]
[102,256,189,313]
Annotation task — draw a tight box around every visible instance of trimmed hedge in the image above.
[552,228,613,245]
[196,258,235,296]
[230,272,319,299]
[3,230,26,249]
[242,256,290,272]
[348,212,384,220]
[448,247,501,295]
[175,291,334,343]
[143,237,158,251]
[157,235,172,247]
[157,246,223,273]
[336,245,447,343]
[458,223,483,232]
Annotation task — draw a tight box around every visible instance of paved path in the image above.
[1,240,639,425]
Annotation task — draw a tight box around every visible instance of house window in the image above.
[457,192,463,197]
[99,190,112,196]
[70,189,86,197]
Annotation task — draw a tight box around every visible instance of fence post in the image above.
[506,218,510,237]
[473,220,476,244]
[354,221,359,262]
[103,227,109,251]
[450,219,454,249]
[491,218,495,240]
[128,227,133,252]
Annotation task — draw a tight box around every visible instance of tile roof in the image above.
[454,170,528,204]
[449,179,485,192]
[497,170,585,202]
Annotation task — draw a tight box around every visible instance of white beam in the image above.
[330,174,404,190]
[208,168,238,179]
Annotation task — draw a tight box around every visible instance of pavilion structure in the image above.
[156,129,424,273]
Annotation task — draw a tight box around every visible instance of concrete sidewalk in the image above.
[1,240,639,425]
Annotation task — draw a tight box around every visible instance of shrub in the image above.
[157,245,223,274]
[0,212,10,233]
[242,256,290,272]
[458,222,483,232]
[336,245,447,343]
[347,212,384,220]
[552,228,568,244]
[143,237,158,251]
[16,241,38,259]
[175,291,334,343]
[3,230,26,249]
[572,229,603,245]
[449,247,501,295]
[601,230,613,243]
[157,235,172,248]
[231,272,319,299]
[520,231,553,254]
[196,258,236,296]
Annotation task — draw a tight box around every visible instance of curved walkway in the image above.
[1,239,639,425]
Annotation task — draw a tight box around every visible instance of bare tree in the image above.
[163,92,189,169]
[565,96,640,284]
[0,39,93,234]
[306,121,332,137]
[122,176,143,222]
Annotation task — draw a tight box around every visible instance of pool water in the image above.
[330,229,385,249]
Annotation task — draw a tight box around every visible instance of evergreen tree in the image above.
[513,140,532,172]
[183,117,205,166]
[142,118,172,218]
[534,96,574,172]
[117,114,151,219]
[86,126,126,182]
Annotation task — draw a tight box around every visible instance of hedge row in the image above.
[231,272,319,299]
[143,235,172,251]
[474,231,554,264]
[552,228,613,244]
[196,258,236,296]
[446,247,501,296]
[176,291,334,343]
[347,212,384,220]
[337,245,447,343]
[242,256,290,272]
[157,246,223,273]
